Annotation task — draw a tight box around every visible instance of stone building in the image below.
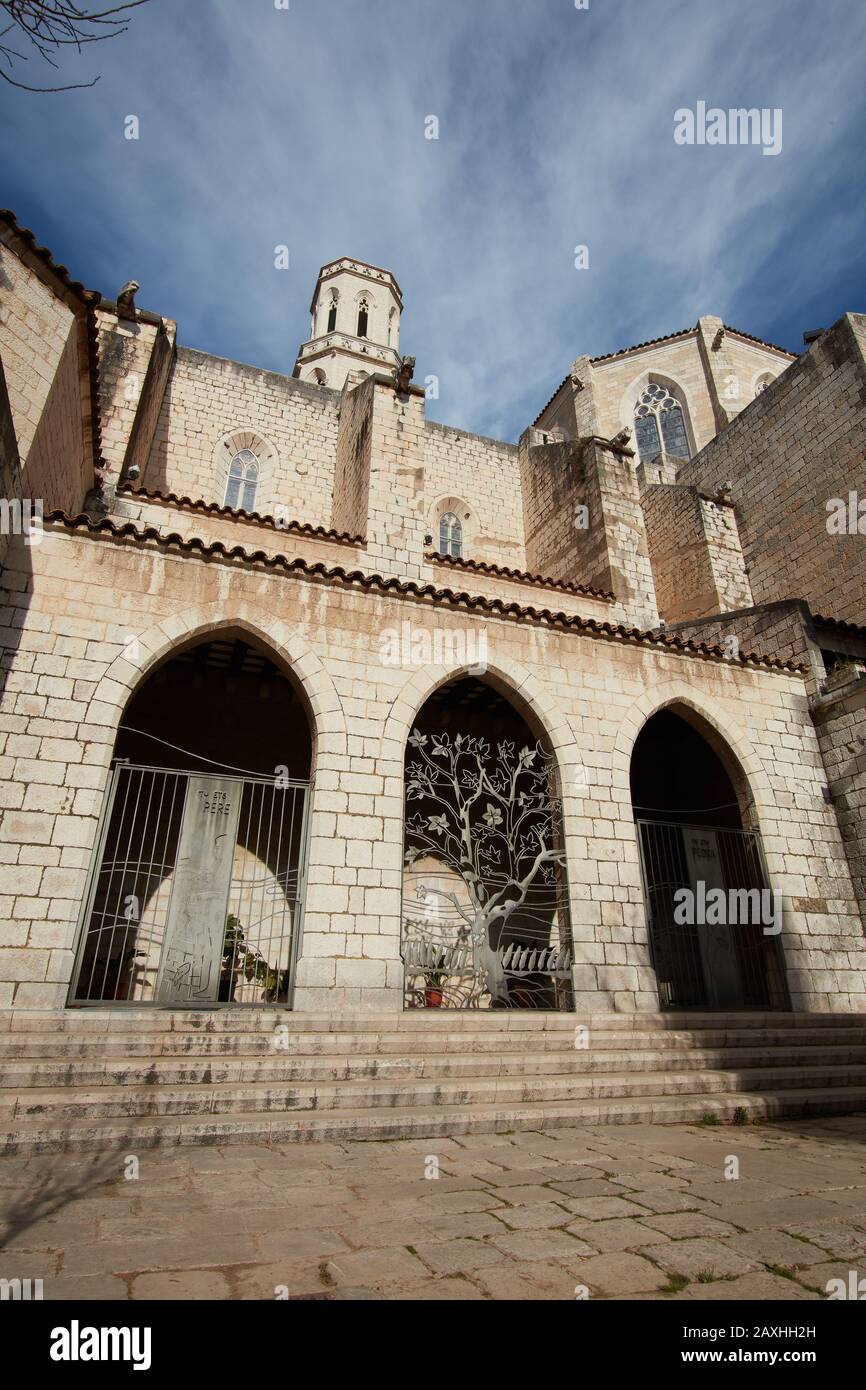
[2,207,866,1144]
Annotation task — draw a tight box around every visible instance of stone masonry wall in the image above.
[0,238,88,514]
[96,309,162,481]
[666,602,821,684]
[1,521,865,1014]
[536,329,794,459]
[677,314,866,626]
[641,485,718,623]
[641,486,752,624]
[423,423,524,570]
[814,678,866,928]
[331,373,373,539]
[144,347,340,528]
[0,238,77,467]
[0,358,21,572]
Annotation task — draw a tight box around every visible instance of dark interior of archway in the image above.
[115,637,312,779]
[412,677,547,748]
[630,709,742,830]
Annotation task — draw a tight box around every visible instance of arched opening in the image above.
[630,706,788,1011]
[754,372,774,397]
[438,511,463,558]
[402,677,573,1011]
[224,448,259,512]
[357,298,369,338]
[327,295,338,334]
[70,634,313,1008]
[633,381,692,464]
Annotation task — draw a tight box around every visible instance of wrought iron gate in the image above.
[636,819,789,1010]
[401,730,573,1010]
[69,763,310,1006]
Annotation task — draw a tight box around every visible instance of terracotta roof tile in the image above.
[0,209,100,306]
[426,550,614,601]
[117,484,364,545]
[44,510,806,675]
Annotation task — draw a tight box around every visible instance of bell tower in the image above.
[293,257,403,390]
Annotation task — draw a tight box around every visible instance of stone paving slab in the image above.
[0,1114,864,1300]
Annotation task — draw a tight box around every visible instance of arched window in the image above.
[327,296,338,334]
[754,373,773,397]
[357,299,369,338]
[439,512,463,558]
[224,448,259,512]
[634,383,691,464]
[388,308,397,347]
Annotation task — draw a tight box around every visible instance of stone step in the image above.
[7,1063,866,1123]
[3,1008,864,1035]
[6,1042,866,1091]
[4,1085,866,1155]
[5,1024,866,1060]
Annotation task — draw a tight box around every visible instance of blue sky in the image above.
[1,0,865,441]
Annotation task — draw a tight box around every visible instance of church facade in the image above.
[1,208,866,1021]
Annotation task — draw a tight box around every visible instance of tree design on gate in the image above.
[402,729,573,1009]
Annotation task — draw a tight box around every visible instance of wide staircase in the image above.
[2,1009,866,1155]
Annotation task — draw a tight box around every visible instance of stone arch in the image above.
[382,657,582,794]
[612,681,772,833]
[87,601,347,782]
[387,658,583,1009]
[213,428,278,514]
[751,369,776,399]
[381,658,585,896]
[427,493,475,556]
[617,682,792,1011]
[618,369,698,461]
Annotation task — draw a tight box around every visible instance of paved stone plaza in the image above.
[2,1115,865,1301]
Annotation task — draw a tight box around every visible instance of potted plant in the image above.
[424,970,447,1008]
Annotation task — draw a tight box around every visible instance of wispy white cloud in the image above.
[2,0,864,440]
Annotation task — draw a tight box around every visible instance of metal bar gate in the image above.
[69,763,310,1006]
[636,818,790,1010]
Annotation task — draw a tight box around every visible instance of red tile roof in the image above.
[44,510,806,674]
[117,484,364,545]
[426,550,614,601]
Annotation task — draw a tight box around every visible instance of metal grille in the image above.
[401,730,573,1011]
[636,819,789,1010]
[70,763,309,1006]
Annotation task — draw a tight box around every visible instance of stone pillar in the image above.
[641,483,753,623]
[519,431,658,628]
[332,371,428,582]
[697,314,742,430]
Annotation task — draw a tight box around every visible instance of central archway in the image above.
[401,676,573,1011]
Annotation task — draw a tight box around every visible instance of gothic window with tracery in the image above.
[327,296,338,333]
[439,512,463,558]
[634,383,691,463]
[224,449,259,512]
[357,299,369,338]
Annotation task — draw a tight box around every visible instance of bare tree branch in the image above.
[0,0,152,92]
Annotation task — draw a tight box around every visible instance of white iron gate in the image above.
[69,763,310,1006]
